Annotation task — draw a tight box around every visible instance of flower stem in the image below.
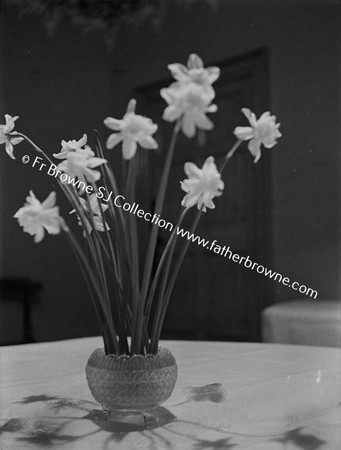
[218,139,242,173]
[92,183,129,354]
[150,208,202,352]
[150,139,242,351]
[140,120,181,311]
[145,208,187,328]
[126,159,141,354]
[67,230,109,353]
[62,222,119,354]
[12,132,55,163]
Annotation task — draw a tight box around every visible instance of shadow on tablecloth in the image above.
[0,385,326,450]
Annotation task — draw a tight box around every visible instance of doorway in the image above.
[136,49,272,342]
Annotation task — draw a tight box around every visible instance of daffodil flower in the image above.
[104,99,158,160]
[14,191,62,243]
[168,53,220,98]
[0,114,24,159]
[234,108,282,163]
[57,146,107,184]
[180,156,224,211]
[53,134,90,159]
[161,82,217,138]
[70,195,109,235]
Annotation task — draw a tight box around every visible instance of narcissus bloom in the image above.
[161,82,217,138]
[0,114,24,159]
[104,99,158,160]
[234,108,282,163]
[14,191,61,243]
[181,156,224,211]
[70,195,109,235]
[53,134,90,159]
[168,53,220,98]
[57,146,107,184]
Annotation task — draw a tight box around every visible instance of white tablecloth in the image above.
[1,337,341,449]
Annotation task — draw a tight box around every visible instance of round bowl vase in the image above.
[85,347,178,412]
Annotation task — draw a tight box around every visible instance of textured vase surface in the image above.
[86,347,178,411]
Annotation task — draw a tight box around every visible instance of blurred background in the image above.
[0,0,340,345]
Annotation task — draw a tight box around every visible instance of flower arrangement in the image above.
[0,54,281,356]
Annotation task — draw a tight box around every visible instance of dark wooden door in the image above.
[136,49,271,342]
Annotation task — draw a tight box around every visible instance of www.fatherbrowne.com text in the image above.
[110,193,318,300]
[28,156,319,299]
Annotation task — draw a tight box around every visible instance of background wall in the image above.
[0,5,4,275]
[1,0,340,342]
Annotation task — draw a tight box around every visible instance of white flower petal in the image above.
[188,54,203,69]
[84,168,101,183]
[138,136,158,149]
[26,190,40,206]
[182,114,196,138]
[87,194,100,213]
[207,104,218,113]
[93,216,105,232]
[104,117,123,131]
[42,191,56,209]
[206,67,220,84]
[4,115,17,133]
[78,134,88,147]
[106,133,123,149]
[202,156,215,169]
[233,126,254,141]
[167,63,189,82]
[163,105,182,122]
[258,111,271,122]
[197,198,207,212]
[10,136,24,145]
[184,162,203,179]
[127,99,136,114]
[93,216,110,233]
[122,137,137,160]
[34,226,45,243]
[203,197,215,210]
[54,153,68,160]
[194,113,214,131]
[41,213,61,235]
[86,157,107,168]
[160,88,173,104]
[248,139,262,163]
[241,108,257,127]
[5,141,15,159]
[0,125,6,144]
[262,137,277,148]
[181,192,201,209]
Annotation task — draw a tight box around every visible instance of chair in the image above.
[262,299,341,347]
[0,277,42,345]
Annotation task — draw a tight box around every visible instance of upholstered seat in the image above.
[262,300,341,347]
